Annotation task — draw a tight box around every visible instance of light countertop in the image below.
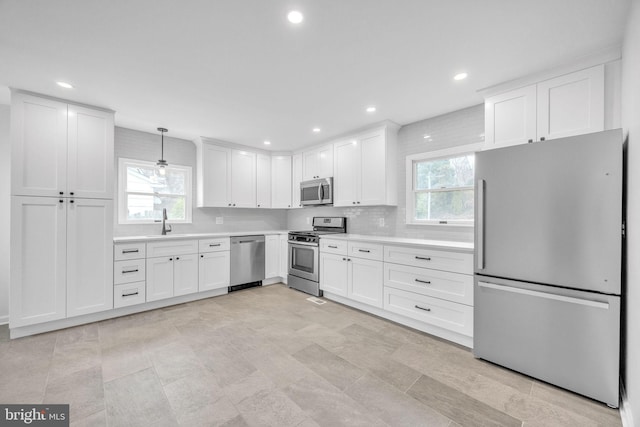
[113,230,290,243]
[321,233,474,252]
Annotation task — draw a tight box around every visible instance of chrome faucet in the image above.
[161,208,172,235]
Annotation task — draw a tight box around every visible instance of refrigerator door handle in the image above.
[478,281,610,309]
[477,179,485,270]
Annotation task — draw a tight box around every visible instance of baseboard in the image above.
[0,315,8,325]
[620,382,635,427]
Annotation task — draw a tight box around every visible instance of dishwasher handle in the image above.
[231,235,265,245]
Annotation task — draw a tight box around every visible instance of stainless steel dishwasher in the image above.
[229,235,265,291]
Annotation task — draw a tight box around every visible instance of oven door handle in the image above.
[289,240,318,247]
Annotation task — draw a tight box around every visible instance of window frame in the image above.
[405,143,482,227]
[118,157,193,225]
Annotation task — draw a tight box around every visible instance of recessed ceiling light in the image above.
[423,134,431,139]
[263,140,271,145]
[312,128,321,133]
[366,106,376,113]
[287,11,303,24]
[454,72,468,81]
[56,81,74,89]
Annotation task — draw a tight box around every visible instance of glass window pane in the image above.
[415,155,475,190]
[415,190,474,221]
[126,194,186,221]
[126,165,158,193]
[156,169,186,195]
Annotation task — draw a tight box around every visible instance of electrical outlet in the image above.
[306,217,311,225]
[216,217,223,225]
[379,218,385,227]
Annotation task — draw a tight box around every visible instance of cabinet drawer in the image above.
[383,287,473,337]
[384,245,472,274]
[114,243,146,260]
[199,237,230,253]
[384,263,473,306]
[113,282,146,308]
[114,259,146,284]
[320,238,348,255]
[147,239,198,258]
[348,241,383,261]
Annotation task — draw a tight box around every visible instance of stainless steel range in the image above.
[288,217,347,296]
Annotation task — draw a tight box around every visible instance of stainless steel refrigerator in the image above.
[473,129,623,408]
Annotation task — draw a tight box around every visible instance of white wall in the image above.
[0,105,10,323]
[622,0,640,424]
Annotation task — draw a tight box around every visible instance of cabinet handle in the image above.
[358,249,370,253]
[415,256,431,261]
[176,257,180,260]
[288,205,291,207]
[228,203,231,206]
[122,291,139,297]
[357,201,360,204]
[59,199,64,203]
[59,191,64,195]
[414,278,431,284]
[352,201,356,204]
[328,245,338,249]
[233,203,236,206]
[200,254,204,258]
[342,257,346,261]
[209,243,221,247]
[70,192,74,196]
[414,305,431,312]
[122,269,139,274]
[540,137,546,141]
[122,249,139,254]
[169,258,173,261]
[347,258,351,261]
[69,200,74,204]
[528,139,533,143]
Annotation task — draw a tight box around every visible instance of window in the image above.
[406,144,481,226]
[118,158,192,224]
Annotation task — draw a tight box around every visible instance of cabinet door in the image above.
[146,257,175,301]
[256,154,272,208]
[199,251,230,291]
[359,131,386,206]
[174,254,198,296]
[320,253,348,296]
[279,234,289,278]
[302,149,319,181]
[317,144,334,179]
[272,156,292,208]
[291,154,303,208]
[67,198,114,317]
[265,235,280,278]
[537,65,604,141]
[231,150,256,207]
[333,139,359,206]
[10,196,67,327]
[348,257,383,308]
[67,105,114,199]
[200,144,231,207]
[11,93,68,197]
[484,85,537,149]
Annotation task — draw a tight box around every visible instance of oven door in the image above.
[288,241,319,282]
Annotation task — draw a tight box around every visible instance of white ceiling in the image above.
[0,0,631,151]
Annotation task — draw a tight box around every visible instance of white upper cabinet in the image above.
[272,156,292,208]
[11,91,114,199]
[197,143,231,207]
[303,143,334,180]
[231,149,256,208]
[292,153,303,208]
[256,154,272,208]
[196,142,256,208]
[333,125,398,207]
[536,66,604,141]
[484,64,605,150]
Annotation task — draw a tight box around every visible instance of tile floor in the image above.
[0,284,622,426]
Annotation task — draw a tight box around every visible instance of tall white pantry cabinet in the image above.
[10,91,115,329]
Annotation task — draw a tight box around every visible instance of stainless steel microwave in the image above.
[300,177,333,206]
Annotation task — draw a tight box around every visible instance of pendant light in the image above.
[156,127,168,176]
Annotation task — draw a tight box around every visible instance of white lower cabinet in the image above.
[146,240,199,301]
[320,237,474,347]
[320,253,348,296]
[10,196,113,328]
[265,235,280,279]
[113,282,146,308]
[320,240,383,308]
[199,251,230,291]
